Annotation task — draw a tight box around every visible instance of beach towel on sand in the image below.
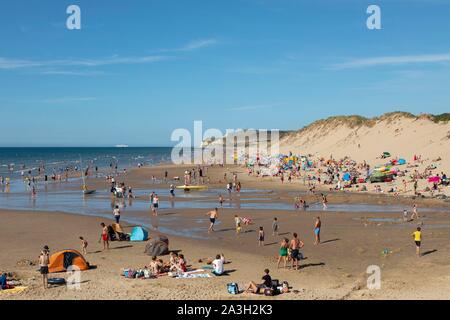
[176,273,212,279]
[0,286,28,295]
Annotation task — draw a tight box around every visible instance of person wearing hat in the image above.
[39,245,50,289]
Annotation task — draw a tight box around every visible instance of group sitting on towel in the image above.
[123,252,189,279]
[149,252,187,275]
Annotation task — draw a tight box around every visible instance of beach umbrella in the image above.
[428,176,440,183]
[343,172,351,181]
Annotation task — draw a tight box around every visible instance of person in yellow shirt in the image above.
[412,227,422,256]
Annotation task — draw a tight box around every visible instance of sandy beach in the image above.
[1,163,450,300]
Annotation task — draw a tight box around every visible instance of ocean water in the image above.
[0,147,174,178]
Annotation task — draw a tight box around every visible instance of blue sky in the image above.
[0,0,449,146]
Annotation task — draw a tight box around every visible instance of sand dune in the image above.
[279,112,450,173]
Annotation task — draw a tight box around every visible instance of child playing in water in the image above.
[79,236,88,255]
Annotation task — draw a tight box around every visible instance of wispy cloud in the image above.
[157,38,218,53]
[0,38,217,74]
[330,53,450,70]
[39,70,108,76]
[0,55,168,70]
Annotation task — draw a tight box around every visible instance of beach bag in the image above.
[227,283,239,294]
[264,288,275,296]
[124,269,136,279]
[271,279,279,289]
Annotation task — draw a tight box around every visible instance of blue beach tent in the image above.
[130,226,148,241]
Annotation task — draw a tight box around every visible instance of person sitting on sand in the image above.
[245,269,272,294]
[277,238,289,269]
[79,236,88,255]
[212,254,225,276]
[177,254,187,273]
[99,223,109,250]
[0,271,7,290]
[168,252,179,272]
[149,256,164,275]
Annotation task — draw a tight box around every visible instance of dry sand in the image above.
[1,164,450,300]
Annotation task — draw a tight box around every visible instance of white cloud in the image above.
[180,39,218,51]
[331,53,450,70]
[0,55,168,70]
[157,38,218,52]
[40,70,107,76]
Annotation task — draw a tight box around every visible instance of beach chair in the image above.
[112,223,130,241]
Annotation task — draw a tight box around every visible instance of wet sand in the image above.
[1,164,450,300]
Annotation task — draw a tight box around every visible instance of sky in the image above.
[0,0,449,147]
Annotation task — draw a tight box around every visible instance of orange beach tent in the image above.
[48,249,89,273]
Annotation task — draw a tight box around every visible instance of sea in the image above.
[0,147,174,179]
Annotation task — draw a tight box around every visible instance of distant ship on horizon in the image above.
[115,144,129,148]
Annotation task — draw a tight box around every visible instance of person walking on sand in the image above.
[314,217,321,245]
[412,227,422,257]
[272,217,279,236]
[277,238,289,269]
[99,223,109,250]
[403,209,408,222]
[411,204,419,220]
[258,227,265,246]
[152,194,159,216]
[290,233,304,270]
[321,193,328,210]
[206,208,218,233]
[113,205,121,224]
[79,236,88,255]
[219,195,224,207]
[39,246,50,289]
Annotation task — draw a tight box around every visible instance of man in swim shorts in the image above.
[290,233,304,270]
[99,223,109,250]
[39,245,50,289]
[314,217,321,245]
[206,208,218,233]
